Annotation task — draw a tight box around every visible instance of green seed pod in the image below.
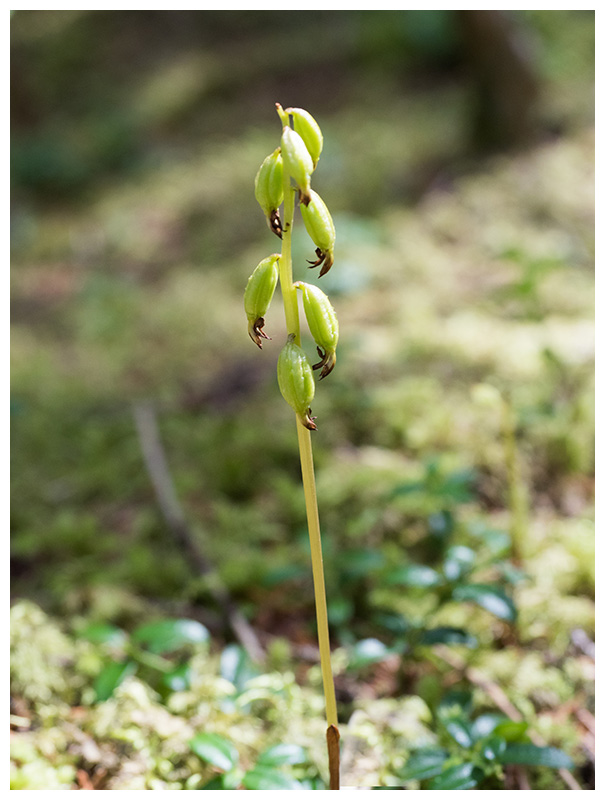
[244,254,280,348]
[277,335,317,430]
[299,189,335,277]
[297,282,338,379]
[280,125,313,206]
[286,107,323,168]
[254,148,284,238]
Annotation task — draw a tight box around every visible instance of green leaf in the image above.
[220,643,260,692]
[328,596,354,626]
[442,546,475,582]
[242,767,303,790]
[79,623,128,647]
[471,713,509,741]
[500,744,574,769]
[162,662,192,692]
[199,776,225,789]
[132,618,209,654]
[257,743,307,767]
[444,718,474,749]
[419,626,477,648]
[480,736,507,762]
[491,719,529,743]
[452,583,517,621]
[426,762,484,790]
[339,548,386,577]
[386,564,443,588]
[439,690,474,716]
[398,749,450,782]
[349,638,391,668]
[189,733,239,772]
[94,660,137,702]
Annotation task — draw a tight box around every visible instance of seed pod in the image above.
[297,282,338,379]
[244,254,280,348]
[286,107,323,168]
[254,148,284,238]
[280,126,313,206]
[299,189,335,277]
[277,335,317,430]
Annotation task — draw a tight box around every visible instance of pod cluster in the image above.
[245,104,340,430]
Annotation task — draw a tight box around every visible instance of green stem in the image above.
[278,157,339,752]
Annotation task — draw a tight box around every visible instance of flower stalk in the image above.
[245,103,340,789]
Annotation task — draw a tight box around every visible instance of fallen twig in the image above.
[132,401,264,663]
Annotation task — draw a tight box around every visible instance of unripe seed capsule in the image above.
[286,107,323,168]
[277,335,317,430]
[297,282,338,379]
[254,148,284,238]
[281,126,313,206]
[299,189,335,277]
[244,254,280,348]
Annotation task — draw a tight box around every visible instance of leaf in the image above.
[132,618,209,654]
[480,736,507,762]
[372,611,410,636]
[500,744,574,769]
[438,690,474,717]
[491,719,530,743]
[162,663,192,692]
[385,564,443,588]
[220,643,260,692]
[419,626,477,648]
[442,546,475,582]
[328,596,354,626]
[471,713,509,741]
[428,509,455,540]
[339,548,386,577]
[398,749,450,782]
[257,743,307,767]
[79,623,128,647]
[189,733,239,772]
[426,762,484,790]
[94,660,136,702]
[452,583,517,621]
[349,638,391,669]
[444,718,474,749]
[242,767,303,790]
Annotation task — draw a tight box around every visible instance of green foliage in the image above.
[397,692,574,789]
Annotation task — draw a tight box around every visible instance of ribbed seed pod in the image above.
[286,107,323,168]
[254,148,284,238]
[244,254,280,348]
[277,335,317,430]
[297,282,338,379]
[280,126,313,206]
[299,189,335,277]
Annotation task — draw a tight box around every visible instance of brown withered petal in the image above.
[248,317,270,349]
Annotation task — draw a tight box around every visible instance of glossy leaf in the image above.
[132,618,209,654]
[257,743,307,767]
[220,643,260,692]
[162,663,192,692]
[242,767,303,790]
[349,638,391,668]
[452,583,517,621]
[79,622,128,648]
[480,736,507,762]
[419,626,477,648]
[386,564,443,588]
[444,717,474,748]
[471,713,509,741]
[189,733,239,772]
[491,719,530,743]
[500,744,574,769]
[426,762,484,790]
[398,748,450,782]
[94,660,136,702]
[442,546,475,582]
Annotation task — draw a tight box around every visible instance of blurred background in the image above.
[11,10,594,790]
